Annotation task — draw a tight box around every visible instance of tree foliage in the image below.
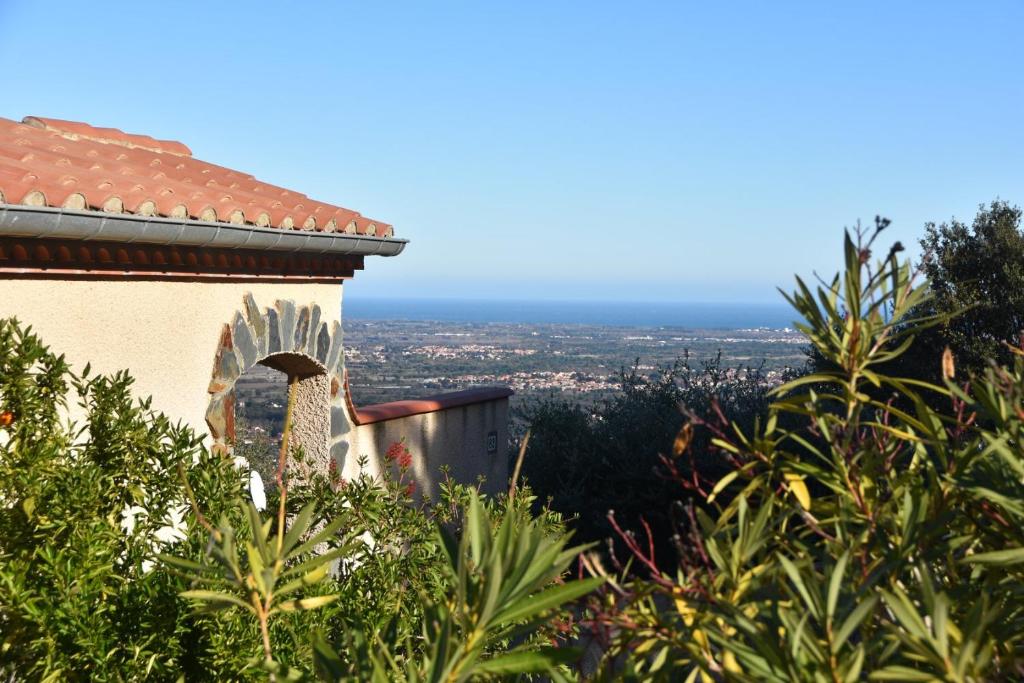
[813,201,1024,384]
[915,200,1024,377]
[0,318,250,680]
[585,224,1024,680]
[516,354,797,567]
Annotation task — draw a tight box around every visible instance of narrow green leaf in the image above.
[933,593,949,661]
[479,549,505,625]
[649,645,669,673]
[843,645,865,683]
[158,553,212,573]
[282,502,317,556]
[247,541,267,594]
[276,562,332,599]
[275,594,339,612]
[834,594,878,652]
[495,577,603,626]
[180,589,251,611]
[473,647,580,675]
[312,632,345,680]
[869,666,936,681]
[288,517,346,559]
[245,502,272,563]
[961,547,1024,565]
[827,550,850,621]
[281,542,357,579]
[707,470,740,504]
[880,589,929,640]
[779,555,819,619]
[467,493,487,569]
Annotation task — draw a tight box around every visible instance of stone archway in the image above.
[206,293,352,478]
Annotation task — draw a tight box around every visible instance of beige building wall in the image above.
[0,278,342,440]
[1,277,511,497]
[346,398,510,498]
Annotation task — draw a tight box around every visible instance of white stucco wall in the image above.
[346,398,510,498]
[0,278,342,440]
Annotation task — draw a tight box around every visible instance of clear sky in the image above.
[1,1,1021,303]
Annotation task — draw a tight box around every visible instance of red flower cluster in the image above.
[327,458,347,491]
[385,440,413,470]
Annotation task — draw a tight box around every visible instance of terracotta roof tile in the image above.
[0,116,393,236]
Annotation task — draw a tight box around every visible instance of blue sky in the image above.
[1,1,1021,303]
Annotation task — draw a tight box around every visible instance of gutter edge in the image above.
[0,204,408,258]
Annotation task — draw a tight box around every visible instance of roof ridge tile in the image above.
[22,116,193,157]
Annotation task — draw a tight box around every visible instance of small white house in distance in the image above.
[0,115,510,496]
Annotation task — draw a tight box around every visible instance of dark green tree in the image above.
[916,200,1024,377]
[807,202,1024,385]
[515,354,796,567]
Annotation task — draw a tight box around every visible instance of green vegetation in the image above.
[522,202,1024,575]
[810,202,1024,386]
[910,200,1024,379]
[515,355,795,565]
[0,319,241,679]
[582,222,1024,679]
[6,205,1024,680]
[0,318,595,680]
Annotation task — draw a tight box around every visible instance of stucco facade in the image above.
[0,115,514,496]
[0,277,512,494]
[0,278,342,436]
[347,391,511,497]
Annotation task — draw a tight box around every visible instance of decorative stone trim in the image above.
[206,293,353,475]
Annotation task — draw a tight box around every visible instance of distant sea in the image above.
[345,298,797,329]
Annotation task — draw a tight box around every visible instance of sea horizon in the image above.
[345,297,798,330]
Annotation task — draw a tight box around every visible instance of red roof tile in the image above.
[0,116,393,237]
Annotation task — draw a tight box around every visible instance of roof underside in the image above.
[0,116,394,238]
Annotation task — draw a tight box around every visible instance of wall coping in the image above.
[354,387,513,425]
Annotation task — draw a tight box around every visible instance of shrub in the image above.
[0,318,598,680]
[309,491,602,681]
[516,354,798,566]
[0,318,245,680]
[586,224,1024,680]
[174,402,600,681]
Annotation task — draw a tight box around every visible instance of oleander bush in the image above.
[0,318,597,681]
[584,224,1024,680]
[0,318,245,680]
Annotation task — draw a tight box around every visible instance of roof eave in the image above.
[0,204,407,258]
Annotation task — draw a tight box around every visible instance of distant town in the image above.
[344,319,806,406]
[234,318,808,444]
